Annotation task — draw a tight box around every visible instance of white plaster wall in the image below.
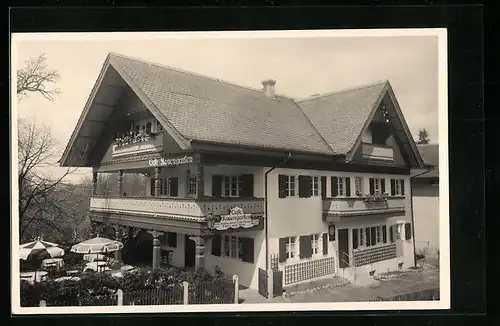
[159,233,185,268]
[412,185,440,253]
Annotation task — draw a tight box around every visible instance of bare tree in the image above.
[17,53,60,101]
[417,128,430,145]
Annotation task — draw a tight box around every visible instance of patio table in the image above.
[41,258,64,269]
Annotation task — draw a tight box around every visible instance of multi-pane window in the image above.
[373,178,383,193]
[376,226,381,243]
[188,177,197,196]
[359,228,364,246]
[286,176,296,197]
[159,178,169,196]
[222,236,240,258]
[394,179,404,196]
[355,177,363,196]
[312,176,319,196]
[223,176,240,197]
[286,237,297,259]
[337,177,348,196]
[311,234,321,254]
[354,225,387,249]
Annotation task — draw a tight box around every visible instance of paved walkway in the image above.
[240,257,439,304]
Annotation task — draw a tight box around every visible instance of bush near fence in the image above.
[123,286,184,305]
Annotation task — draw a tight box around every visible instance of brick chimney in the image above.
[262,79,276,98]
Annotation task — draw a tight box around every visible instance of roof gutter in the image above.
[264,152,292,277]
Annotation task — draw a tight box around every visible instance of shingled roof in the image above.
[416,143,439,178]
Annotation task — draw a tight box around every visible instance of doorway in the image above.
[184,235,196,268]
[338,228,350,268]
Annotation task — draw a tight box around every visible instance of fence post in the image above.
[232,275,239,304]
[39,300,46,307]
[116,289,123,306]
[182,281,189,305]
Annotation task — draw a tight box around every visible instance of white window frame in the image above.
[337,177,349,197]
[222,235,240,259]
[285,175,296,197]
[354,176,363,196]
[312,176,319,196]
[394,179,404,196]
[373,178,383,193]
[188,176,197,196]
[222,175,241,198]
[311,233,321,255]
[159,177,170,196]
[355,225,386,250]
[285,236,297,259]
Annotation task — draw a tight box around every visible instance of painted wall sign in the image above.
[209,207,259,231]
[149,155,193,167]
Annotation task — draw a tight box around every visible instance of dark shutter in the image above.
[211,235,221,256]
[405,223,412,240]
[278,237,287,262]
[346,177,351,197]
[382,225,387,243]
[169,177,179,197]
[369,178,375,195]
[322,233,328,255]
[212,175,222,198]
[240,238,254,263]
[331,177,338,197]
[381,178,386,194]
[278,175,287,198]
[240,174,254,198]
[390,179,396,196]
[299,235,312,259]
[371,227,377,245]
[321,176,327,199]
[298,175,312,198]
[167,232,177,248]
[352,229,359,250]
[365,227,371,247]
[150,178,156,196]
[390,225,394,243]
[401,179,405,196]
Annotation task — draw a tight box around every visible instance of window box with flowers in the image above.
[363,191,389,204]
[115,131,155,148]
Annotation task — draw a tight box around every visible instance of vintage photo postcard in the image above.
[11,29,449,314]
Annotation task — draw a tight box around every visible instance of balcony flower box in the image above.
[363,192,389,204]
[115,131,155,148]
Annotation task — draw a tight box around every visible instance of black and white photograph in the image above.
[11,29,449,314]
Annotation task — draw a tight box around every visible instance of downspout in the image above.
[264,152,292,273]
[409,166,434,267]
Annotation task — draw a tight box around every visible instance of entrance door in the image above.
[338,228,350,268]
[184,235,196,268]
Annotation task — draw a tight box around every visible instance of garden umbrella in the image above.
[70,236,123,272]
[19,238,65,282]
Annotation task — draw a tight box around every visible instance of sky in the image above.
[12,30,443,183]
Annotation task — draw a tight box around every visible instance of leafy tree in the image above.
[417,128,430,145]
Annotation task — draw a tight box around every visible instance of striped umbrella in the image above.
[19,238,65,261]
[70,236,123,254]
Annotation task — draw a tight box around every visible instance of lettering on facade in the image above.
[148,155,194,167]
[209,207,259,231]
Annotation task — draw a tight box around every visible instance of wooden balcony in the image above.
[89,195,264,223]
[322,196,406,221]
[361,143,394,162]
[112,133,163,158]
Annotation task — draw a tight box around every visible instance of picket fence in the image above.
[39,275,239,307]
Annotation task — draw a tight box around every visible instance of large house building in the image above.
[60,53,425,297]
[412,144,439,255]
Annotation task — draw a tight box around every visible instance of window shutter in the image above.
[381,179,386,194]
[331,177,338,197]
[322,233,328,255]
[240,174,254,198]
[169,177,179,197]
[405,223,412,240]
[382,226,387,243]
[150,178,156,196]
[212,175,222,198]
[321,176,327,199]
[211,235,221,256]
[369,178,375,195]
[371,227,377,246]
[278,175,287,198]
[390,179,396,196]
[346,177,351,197]
[298,175,308,198]
[401,179,405,196]
[390,225,394,243]
[365,227,371,247]
[167,232,177,248]
[352,229,359,250]
[241,238,254,263]
[279,237,287,262]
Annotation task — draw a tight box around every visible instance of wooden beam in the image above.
[94,102,115,108]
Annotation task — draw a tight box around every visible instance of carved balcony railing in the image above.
[322,196,406,221]
[361,143,394,162]
[112,132,163,158]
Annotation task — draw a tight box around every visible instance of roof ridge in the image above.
[296,80,389,103]
[108,52,290,98]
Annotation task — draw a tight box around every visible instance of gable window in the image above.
[223,176,240,197]
[369,177,386,195]
[331,176,351,197]
[311,234,321,255]
[312,176,319,196]
[390,178,405,196]
[188,176,197,196]
[354,177,363,196]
